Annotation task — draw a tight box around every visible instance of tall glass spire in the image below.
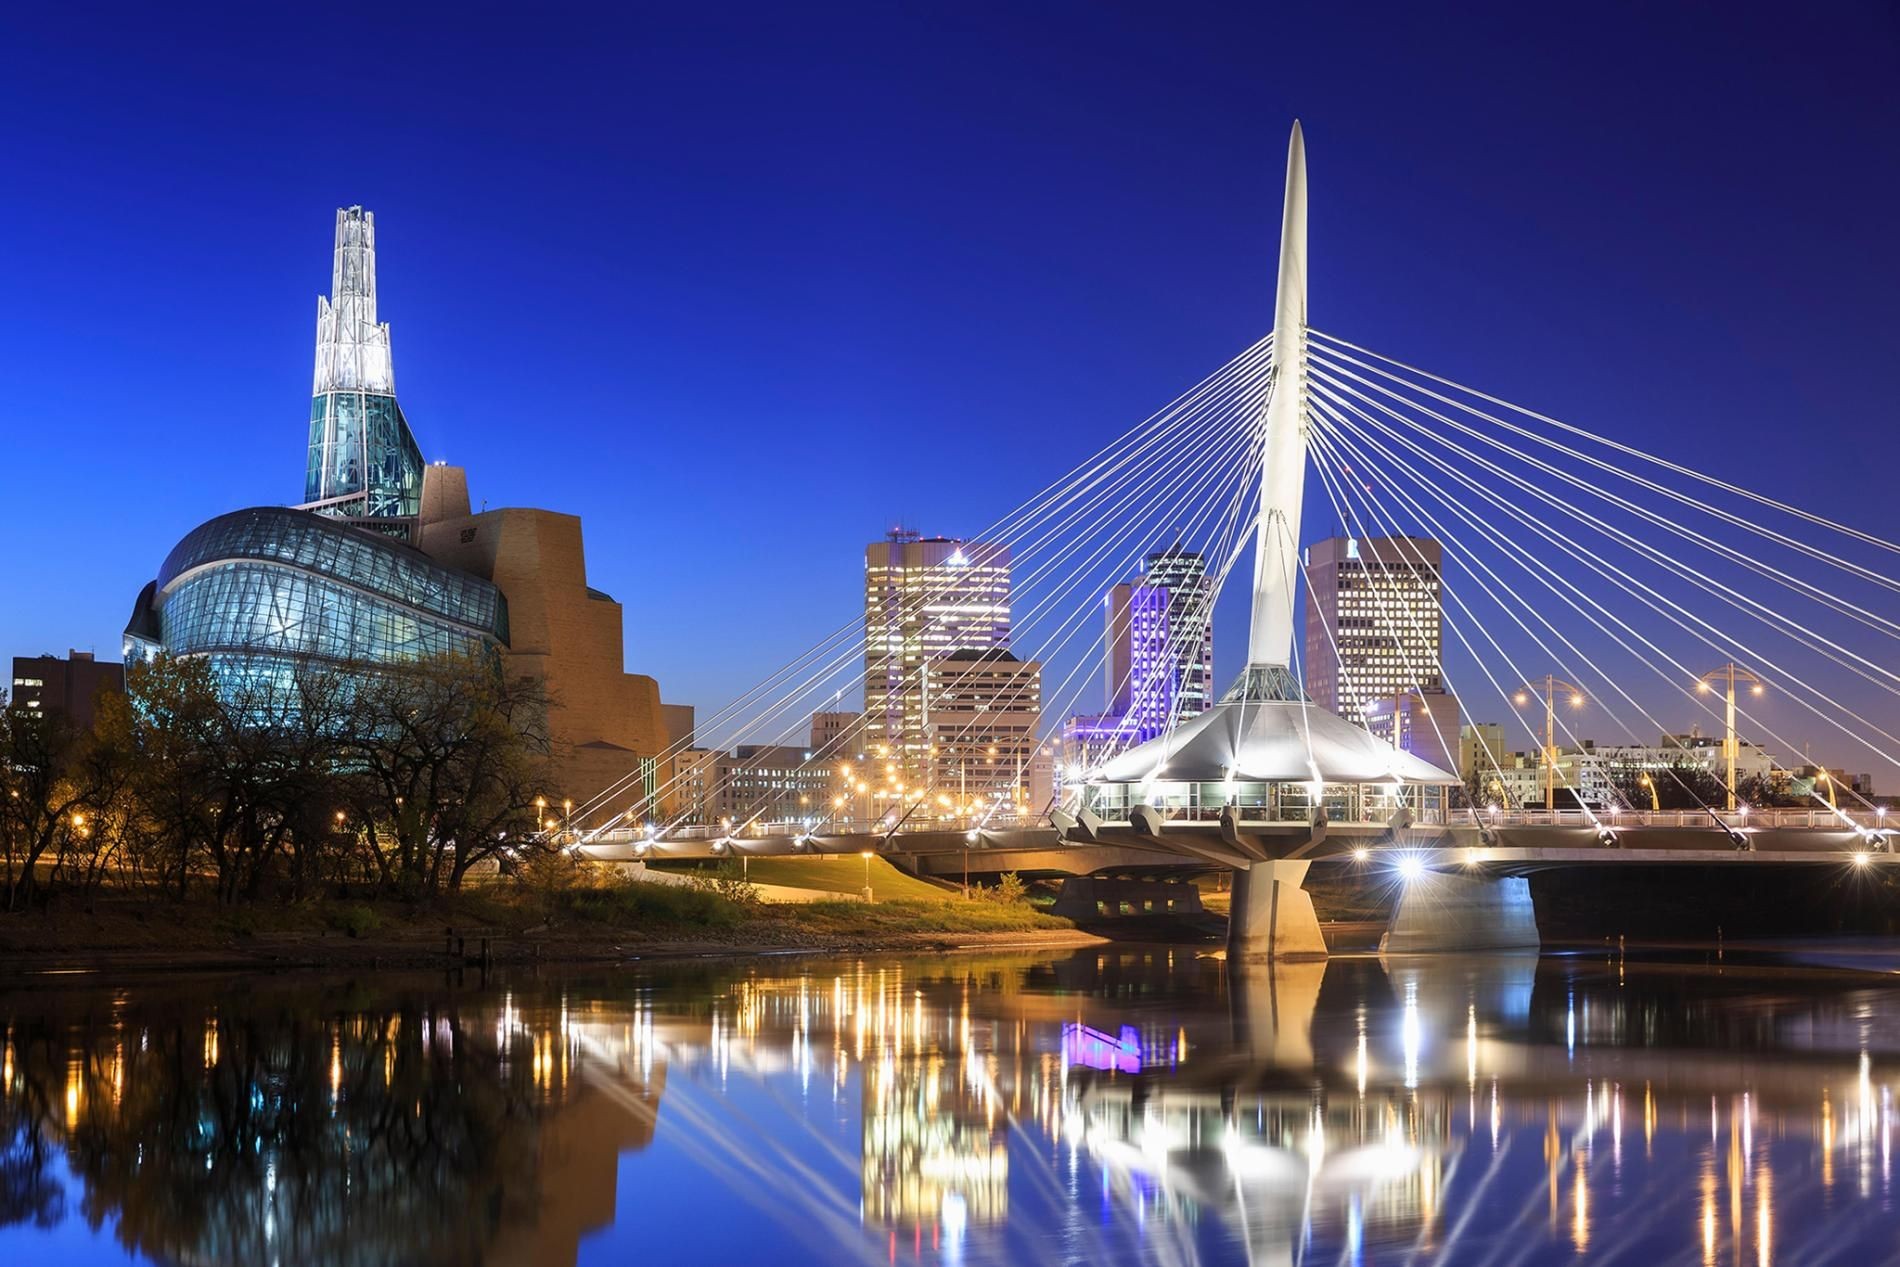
[302,206,424,529]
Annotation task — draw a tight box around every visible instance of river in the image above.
[1,942,1897,1265]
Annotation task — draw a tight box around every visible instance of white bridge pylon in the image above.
[1250,118,1310,667]
[1085,120,1458,811]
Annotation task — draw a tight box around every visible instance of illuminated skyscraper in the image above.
[302,207,426,534]
[1302,535,1445,724]
[1104,580,1172,739]
[1101,547,1215,744]
[1138,546,1215,721]
[863,530,1013,780]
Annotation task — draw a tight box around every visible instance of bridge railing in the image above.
[1475,808,1885,831]
[1080,804,1887,833]
[579,810,1052,847]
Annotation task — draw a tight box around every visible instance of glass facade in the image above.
[304,391,425,523]
[125,507,508,686]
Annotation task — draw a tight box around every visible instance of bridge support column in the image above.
[1380,871,1540,954]
[1228,860,1327,961]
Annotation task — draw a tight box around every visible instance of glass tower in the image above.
[862,530,1013,781]
[1140,547,1215,723]
[303,207,425,533]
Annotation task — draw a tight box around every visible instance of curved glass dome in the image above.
[124,507,508,684]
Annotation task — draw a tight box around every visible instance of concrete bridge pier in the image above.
[1380,870,1541,954]
[1229,860,1328,961]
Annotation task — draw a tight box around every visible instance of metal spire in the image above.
[312,206,395,396]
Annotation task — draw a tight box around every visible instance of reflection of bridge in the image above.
[568,119,1899,967]
[1065,950,1898,1267]
[566,949,1900,1267]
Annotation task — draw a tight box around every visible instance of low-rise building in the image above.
[9,651,124,731]
[1362,689,1461,779]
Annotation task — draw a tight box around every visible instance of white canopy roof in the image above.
[1092,698,1458,786]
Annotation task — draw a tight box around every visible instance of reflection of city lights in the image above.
[21,952,1900,1267]
[1402,983,1421,1089]
[1645,1082,1656,1154]
[1756,1160,1772,1267]
[1700,1162,1718,1267]
[1466,1006,1477,1088]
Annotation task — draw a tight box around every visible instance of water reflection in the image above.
[0,945,1897,1264]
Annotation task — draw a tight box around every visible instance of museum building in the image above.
[125,207,667,815]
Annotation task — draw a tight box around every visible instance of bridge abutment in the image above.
[1380,871,1540,954]
[1229,860,1328,961]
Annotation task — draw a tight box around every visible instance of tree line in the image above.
[1458,759,1823,812]
[0,652,555,912]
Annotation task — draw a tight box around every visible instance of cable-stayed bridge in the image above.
[567,122,1900,959]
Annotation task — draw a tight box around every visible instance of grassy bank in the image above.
[647,855,960,902]
[0,870,1086,977]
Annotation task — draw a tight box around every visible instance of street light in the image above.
[1637,771,1660,812]
[1513,675,1586,812]
[1696,662,1764,812]
[860,849,874,903]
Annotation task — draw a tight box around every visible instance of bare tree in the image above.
[344,653,553,897]
[0,689,130,912]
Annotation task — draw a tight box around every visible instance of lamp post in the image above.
[1816,768,1838,811]
[1696,663,1764,812]
[1513,676,1585,812]
[1637,771,1660,812]
[859,850,874,903]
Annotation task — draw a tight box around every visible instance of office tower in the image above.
[863,530,1012,778]
[1104,580,1173,740]
[1302,535,1445,724]
[1099,546,1216,746]
[919,649,1042,807]
[1139,546,1215,722]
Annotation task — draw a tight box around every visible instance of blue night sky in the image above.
[2,4,1896,773]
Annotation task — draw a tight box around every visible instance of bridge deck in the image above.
[573,812,1886,874]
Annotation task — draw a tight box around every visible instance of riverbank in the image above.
[0,888,1107,980]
